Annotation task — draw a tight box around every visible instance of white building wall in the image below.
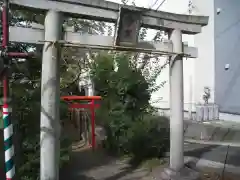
[150,0,196,111]
[192,0,215,105]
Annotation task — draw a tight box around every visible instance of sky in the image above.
[106,0,196,108]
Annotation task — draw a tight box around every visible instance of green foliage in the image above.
[127,115,170,165]
[91,53,151,118]
[11,76,71,180]
[103,112,131,154]
[91,53,170,164]
[114,54,150,118]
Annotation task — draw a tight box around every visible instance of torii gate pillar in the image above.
[160,30,199,180]
[40,10,62,180]
[169,29,184,171]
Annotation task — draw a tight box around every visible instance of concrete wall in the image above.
[214,0,240,114]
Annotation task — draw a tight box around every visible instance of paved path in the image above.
[183,119,240,174]
[60,142,240,180]
[60,146,149,180]
[184,142,240,174]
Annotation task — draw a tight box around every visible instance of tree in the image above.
[90,52,149,154]
[91,52,170,162]
[91,52,151,118]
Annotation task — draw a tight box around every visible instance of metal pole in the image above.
[169,29,184,171]
[40,10,62,180]
[1,0,16,179]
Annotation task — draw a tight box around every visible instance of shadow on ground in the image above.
[65,147,114,172]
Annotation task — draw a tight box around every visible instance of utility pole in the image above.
[169,29,184,171]
[40,10,62,180]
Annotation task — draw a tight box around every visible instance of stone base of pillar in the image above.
[158,166,200,180]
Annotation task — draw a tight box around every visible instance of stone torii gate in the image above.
[8,0,208,180]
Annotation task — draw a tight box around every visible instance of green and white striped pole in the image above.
[1,0,34,179]
[2,0,15,179]
[3,104,15,180]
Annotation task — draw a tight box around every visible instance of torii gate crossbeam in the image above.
[6,0,208,180]
[10,0,207,34]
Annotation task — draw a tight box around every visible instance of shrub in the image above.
[102,103,132,155]
[127,115,170,165]
[102,113,170,164]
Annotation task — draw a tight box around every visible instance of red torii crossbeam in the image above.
[61,96,101,150]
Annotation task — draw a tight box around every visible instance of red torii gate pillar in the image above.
[61,96,101,150]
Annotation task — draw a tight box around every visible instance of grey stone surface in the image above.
[184,143,240,168]
[231,130,240,141]
[222,130,236,141]
[211,128,229,141]
[158,167,200,180]
[60,148,149,180]
[11,0,208,34]
[184,123,216,140]
[184,120,240,142]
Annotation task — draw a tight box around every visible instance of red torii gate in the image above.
[61,95,101,150]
